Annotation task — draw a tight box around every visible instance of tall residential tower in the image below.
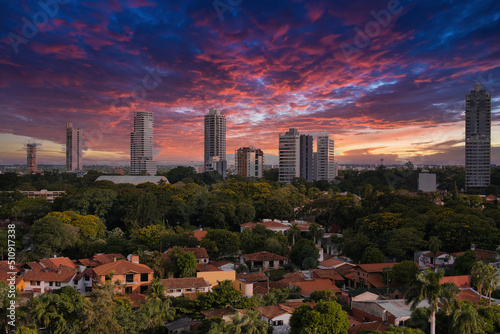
[27,143,37,174]
[130,111,156,176]
[66,123,82,171]
[316,133,335,182]
[465,84,491,191]
[204,108,227,178]
[279,128,301,183]
[235,146,264,179]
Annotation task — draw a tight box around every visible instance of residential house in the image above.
[289,278,340,297]
[351,298,430,327]
[162,277,210,297]
[241,251,288,271]
[196,264,236,287]
[254,302,314,334]
[318,258,348,269]
[345,263,398,289]
[311,269,345,286]
[24,266,77,294]
[165,247,209,264]
[92,258,153,294]
[233,272,267,296]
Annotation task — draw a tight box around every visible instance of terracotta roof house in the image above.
[165,247,209,264]
[233,272,268,297]
[196,263,222,272]
[39,257,79,271]
[352,299,430,327]
[311,269,345,284]
[348,316,388,334]
[92,259,153,294]
[253,302,315,333]
[162,277,210,297]
[0,272,25,291]
[289,278,341,297]
[241,251,288,271]
[192,230,208,241]
[345,263,398,289]
[318,258,348,269]
[24,266,77,294]
[440,275,471,288]
[92,253,126,265]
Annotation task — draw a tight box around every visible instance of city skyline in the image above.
[0,0,499,166]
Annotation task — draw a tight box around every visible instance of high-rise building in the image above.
[235,146,264,179]
[316,133,335,182]
[465,84,491,191]
[66,123,83,171]
[27,143,37,174]
[279,128,300,183]
[130,111,156,176]
[300,134,314,182]
[204,108,227,178]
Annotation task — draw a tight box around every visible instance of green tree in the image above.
[405,267,460,334]
[391,261,419,286]
[197,280,242,310]
[134,298,175,333]
[343,230,373,263]
[386,228,426,261]
[31,216,79,258]
[63,188,117,220]
[450,301,485,334]
[14,197,51,224]
[470,261,499,305]
[81,281,124,333]
[290,300,349,334]
[361,246,385,264]
[428,236,442,266]
[46,211,106,240]
[200,229,240,259]
[452,250,478,275]
[30,286,84,334]
[308,222,323,244]
[288,223,301,246]
[165,247,197,278]
[290,238,320,269]
[308,289,339,302]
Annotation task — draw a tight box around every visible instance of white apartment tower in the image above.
[130,111,156,176]
[465,84,491,191]
[235,146,264,179]
[66,123,83,171]
[279,128,301,183]
[204,108,227,178]
[316,133,335,182]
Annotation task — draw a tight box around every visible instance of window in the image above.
[126,274,134,283]
[272,320,283,326]
[125,287,133,294]
[140,273,148,282]
[49,282,53,286]
[85,276,90,281]
[55,282,61,287]
[140,285,148,294]
[268,261,275,268]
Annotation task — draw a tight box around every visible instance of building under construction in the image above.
[27,143,37,174]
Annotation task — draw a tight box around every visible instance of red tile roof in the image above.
[0,272,24,286]
[192,230,208,241]
[116,293,146,308]
[92,259,153,276]
[311,269,345,282]
[236,273,267,282]
[39,257,79,271]
[348,316,388,334]
[242,251,287,261]
[24,266,77,283]
[357,263,398,273]
[161,277,209,289]
[201,307,237,318]
[253,281,286,294]
[335,263,356,277]
[0,261,22,273]
[319,258,346,268]
[24,262,44,272]
[290,278,341,295]
[260,221,290,230]
[92,253,126,265]
[451,249,499,262]
[440,276,471,288]
[74,267,94,281]
[196,263,222,272]
[456,288,483,304]
[78,258,101,267]
[254,302,312,319]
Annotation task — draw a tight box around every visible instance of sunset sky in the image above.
[0,0,499,166]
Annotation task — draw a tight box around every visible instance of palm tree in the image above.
[230,310,268,334]
[288,223,301,246]
[470,261,487,301]
[427,236,442,268]
[147,277,166,300]
[308,222,323,245]
[450,301,485,334]
[135,298,175,333]
[405,267,460,334]
[481,264,500,305]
